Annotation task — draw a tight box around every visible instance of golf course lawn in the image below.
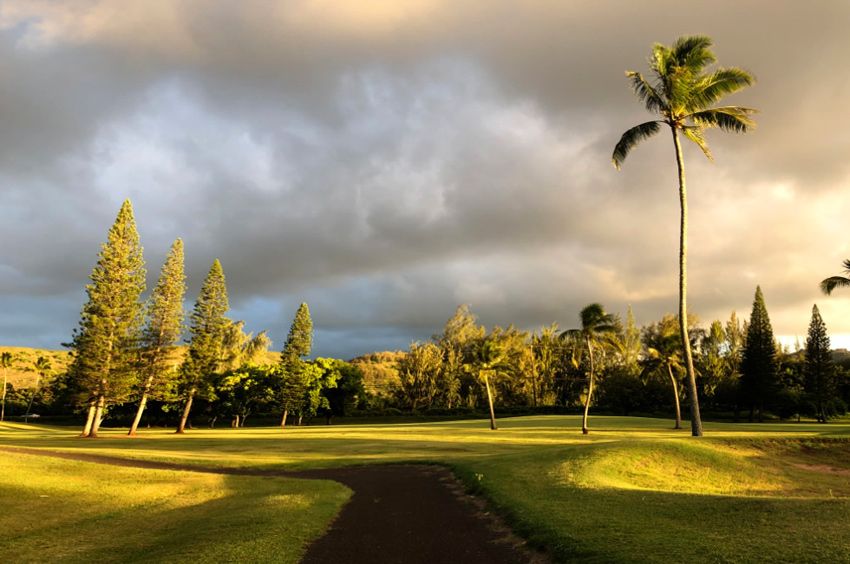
[2,415,849,563]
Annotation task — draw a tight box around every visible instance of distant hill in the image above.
[0,346,74,389]
[0,346,283,389]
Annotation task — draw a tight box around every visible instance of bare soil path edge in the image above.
[1,446,549,564]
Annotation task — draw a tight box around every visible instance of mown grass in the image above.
[2,415,850,563]
[0,450,350,564]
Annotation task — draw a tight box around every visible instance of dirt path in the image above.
[1,447,545,564]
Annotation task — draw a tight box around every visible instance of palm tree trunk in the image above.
[128,374,155,436]
[483,370,498,430]
[176,387,196,434]
[24,373,40,423]
[1,367,7,422]
[672,127,703,437]
[582,337,594,435]
[667,364,682,429]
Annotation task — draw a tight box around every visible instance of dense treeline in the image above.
[3,201,849,431]
[353,296,850,428]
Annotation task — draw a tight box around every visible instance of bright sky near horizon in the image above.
[1,1,849,359]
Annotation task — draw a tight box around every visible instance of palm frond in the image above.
[690,106,758,134]
[690,68,755,109]
[671,35,716,73]
[681,126,713,162]
[626,71,666,114]
[820,276,850,295]
[612,120,662,169]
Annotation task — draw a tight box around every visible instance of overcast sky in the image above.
[1,1,849,359]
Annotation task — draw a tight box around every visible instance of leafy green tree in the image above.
[804,304,836,423]
[129,239,186,436]
[433,305,485,408]
[613,35,757,436]
[531,323,563,406]
[395,341,443,411]
[1,352,15,422]
[699,320,729,400]
[177,259,230,434]
[740,286,778,422]
[24,356,52,422]
[322,363,365,422]
[563,303,618,434]
[280,303,313,369]
[68,200,146,437]
[211,363,279,428]
[220,321,272,372]
[820,259,850,295]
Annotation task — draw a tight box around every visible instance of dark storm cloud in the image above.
[1,0,849,356]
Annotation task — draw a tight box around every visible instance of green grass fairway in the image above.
[2,416,849,563]
[0,449,350,564]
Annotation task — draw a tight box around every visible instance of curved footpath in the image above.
[1,447,547,564]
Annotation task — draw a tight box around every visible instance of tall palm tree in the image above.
[820,259,850,295]
[563,303,618,435]
[24,356,51,422]
[0,352,14,422]
[612,35,757,437]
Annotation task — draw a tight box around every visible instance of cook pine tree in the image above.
[177,259,230,434]
[68,200,146,438]
[128,238,186,436]
[804,304,835,423]
[740,286,778,422]
[279,302,313,426]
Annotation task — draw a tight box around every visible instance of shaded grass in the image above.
[2,416,850,563]
[0,451,350,564]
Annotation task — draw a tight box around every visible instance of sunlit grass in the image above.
[0,451,350,564]
[3,416,850,563]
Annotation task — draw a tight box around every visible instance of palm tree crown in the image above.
[613,35,757,168]
[820,259,850,295]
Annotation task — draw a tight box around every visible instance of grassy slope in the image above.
[0,450,350,564]
[2,416,850,563]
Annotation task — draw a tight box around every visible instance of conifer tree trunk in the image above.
[90,393,106,437]
[176,387,196,434]
[581,337,595,435]
[128,375,154,436]
[484,370,498,431]
[667,364,682,429]
[80,403,96,437]
[280,409,288,426]
[672,128,703,437]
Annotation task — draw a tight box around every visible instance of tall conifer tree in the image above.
[804,304,835,423]
[281,303,313,367]
[740,286,777,422]
[177,259,229,434]
[68,200,146,438]
[278,303,313,426]
[129,239,186,436]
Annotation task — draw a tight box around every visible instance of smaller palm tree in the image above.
[641,320,685,429]
[563,304,618,435]
[820,259,850,295]
[24,356,52,422]
[473,339,505,431]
